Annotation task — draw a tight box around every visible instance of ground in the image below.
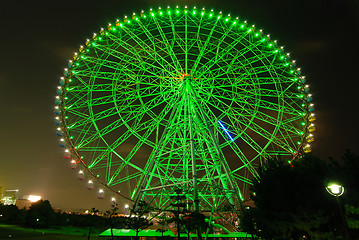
[0,224,104,240]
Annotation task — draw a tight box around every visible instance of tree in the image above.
[239,206,258,240]
[105,204,127,240]
[87,208,99,240]
[26,200,56,227]
[127,200,152,240]
[339,150,359,238]
[241,155,341,239]
[0,204,26,224]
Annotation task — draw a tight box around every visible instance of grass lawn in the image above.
[0,224,105,239]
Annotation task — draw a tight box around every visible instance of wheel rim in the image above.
[55,6,314,211]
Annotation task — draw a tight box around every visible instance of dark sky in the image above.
[0,0,358,211]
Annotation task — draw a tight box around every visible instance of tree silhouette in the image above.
[127,200,152,240]
[241,155,339,239]
[87,208,99,240]
[26,200,56,227]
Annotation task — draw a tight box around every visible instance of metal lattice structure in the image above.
[54,6,315,216]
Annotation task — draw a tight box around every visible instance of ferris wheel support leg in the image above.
[187,80,203,240]
[187,84,200,214]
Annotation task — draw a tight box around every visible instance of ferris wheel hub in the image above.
[181,74,193,81]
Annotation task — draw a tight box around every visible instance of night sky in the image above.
[0,0,358,211]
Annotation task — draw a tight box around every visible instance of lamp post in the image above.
[124,204,129,216]
[326,183,350,240]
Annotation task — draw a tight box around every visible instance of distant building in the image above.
[0,189,18,205]
[0,190,42,209]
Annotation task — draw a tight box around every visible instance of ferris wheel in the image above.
[54,6,315,214]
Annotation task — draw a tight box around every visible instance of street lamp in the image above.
[325,182,350,240]
[124,204,129,215]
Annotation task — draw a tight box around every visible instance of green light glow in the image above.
[57,6,311,216]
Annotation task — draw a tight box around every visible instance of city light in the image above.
[28,195,41,202]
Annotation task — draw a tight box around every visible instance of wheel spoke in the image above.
[58,7,311,213]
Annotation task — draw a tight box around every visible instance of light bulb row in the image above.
[60,6,304,84]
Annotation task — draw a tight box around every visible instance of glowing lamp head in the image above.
[326,183,344,197]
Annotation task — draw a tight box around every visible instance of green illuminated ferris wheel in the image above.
[55,6,315,214]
